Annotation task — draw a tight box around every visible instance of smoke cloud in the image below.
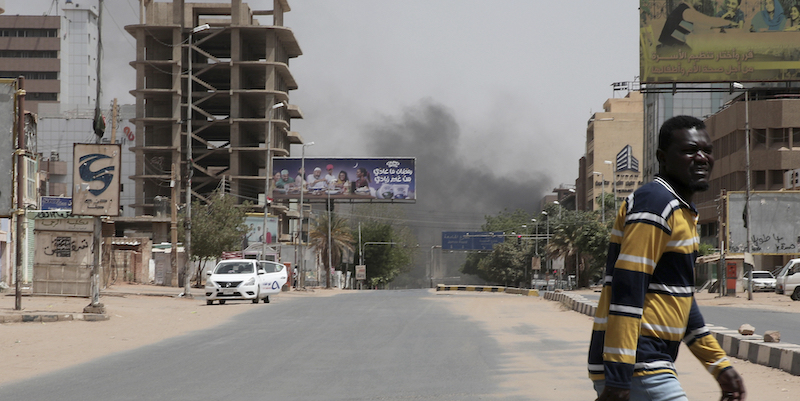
[361,98,552,246]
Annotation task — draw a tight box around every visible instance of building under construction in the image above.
[125,0,303,238]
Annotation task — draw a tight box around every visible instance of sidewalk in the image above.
[0,283,186,323]
[0,283,330,323]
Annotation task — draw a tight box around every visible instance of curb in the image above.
[0,313,110,323]
[436,284,539,297]
[542,290,800,376]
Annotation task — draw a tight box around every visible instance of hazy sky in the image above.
[6,0,640,236]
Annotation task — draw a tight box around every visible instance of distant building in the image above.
[697,89,800,272]
[125,0,304,241]
[0,1,100,114]
[581,91,644,213]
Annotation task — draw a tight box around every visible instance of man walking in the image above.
[588,116,746,401]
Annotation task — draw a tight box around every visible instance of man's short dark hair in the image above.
[658,115,706,151]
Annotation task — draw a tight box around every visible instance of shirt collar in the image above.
[654,175,697,214]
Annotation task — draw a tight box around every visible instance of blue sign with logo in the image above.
[442,231,504,250]
[40,196,73,211]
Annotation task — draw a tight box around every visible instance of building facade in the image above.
[0,1,100,114]
[125,0,303,242]
[582,91,644,214]
[697,90,800,272]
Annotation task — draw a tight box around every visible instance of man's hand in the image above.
[717,368,746,401]
[595,385,629,401]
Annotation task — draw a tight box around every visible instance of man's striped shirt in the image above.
[587,177,731,389]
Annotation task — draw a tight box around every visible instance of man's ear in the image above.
[656,148,665,165]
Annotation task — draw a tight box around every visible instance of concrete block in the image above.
[56,314,74,321]
[21,315,40,322]
[39,315,59,323]
[81,313,109,322]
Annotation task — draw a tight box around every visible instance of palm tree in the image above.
[309,211,354,288]
[545,209,609,288]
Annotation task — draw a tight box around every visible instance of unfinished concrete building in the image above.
[125,0,303,233]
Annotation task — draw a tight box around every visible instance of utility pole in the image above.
[171,163,178,287]
[14,77,25,310]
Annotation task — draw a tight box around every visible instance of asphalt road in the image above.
[581,292,800,344]
[0,290,553,401]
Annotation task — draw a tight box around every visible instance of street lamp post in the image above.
[183,23,210,298]
[297,142,314,287]
[327,190,333,289]
[604,160,617,213]
[734,82,753,299]
[593,171,605,223]
[262,101,285,261]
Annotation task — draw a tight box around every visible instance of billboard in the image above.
[641,1,800,83]
[72,143,121,216]
[442,231,505,250]
[0,80,14,216]
[727,191,800,254]
[271,158,415,202]
[243,214,280,247]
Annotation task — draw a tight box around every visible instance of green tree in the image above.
[356,220,414,288]
[476,241,528,286]
[179,189,251,286]
[546,209,609,288]
[308,211,354,288]
[348,204,418,288]
[462,208,535,285]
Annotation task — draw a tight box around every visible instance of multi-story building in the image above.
[125,0,303,239]
[0,1,100,114]
[581,91,644,213]
[697,89,800,272]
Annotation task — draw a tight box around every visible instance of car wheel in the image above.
[219,300,226,305]
[206,300,213,305]
[263,296,270,303]
[791,287,800,301]
[252,298,259,304]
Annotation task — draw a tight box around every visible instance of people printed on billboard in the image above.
[271,158,415,201]
[642,0,800,82]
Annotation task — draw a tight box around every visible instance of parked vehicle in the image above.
[775,258,800,300]
[205,259,287,305]
[743,270,776,292]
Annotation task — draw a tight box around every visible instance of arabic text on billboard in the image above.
[271,158,415,202]
[640,0,800,83]
[441,232,504,251]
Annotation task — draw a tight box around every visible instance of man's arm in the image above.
[684,299,745,400]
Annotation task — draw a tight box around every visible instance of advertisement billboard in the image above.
[72,143,121,216]
[641,1,800,83]
[243,214,280,246]
[271,157,415,202]
[442,231,505,251]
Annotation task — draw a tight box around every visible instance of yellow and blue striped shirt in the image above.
[588,177,731,389]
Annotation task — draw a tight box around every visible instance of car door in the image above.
[258,261,288,295]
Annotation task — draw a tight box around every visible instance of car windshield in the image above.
[752,272,773,279]
[214,262,254,274]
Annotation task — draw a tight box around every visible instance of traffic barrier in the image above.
[435,284,539,297]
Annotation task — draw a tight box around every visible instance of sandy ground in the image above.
[1,284,799,399]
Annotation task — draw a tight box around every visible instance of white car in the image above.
[775,258,800,300]
[743,270,776,292]
[205,259,287,305]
